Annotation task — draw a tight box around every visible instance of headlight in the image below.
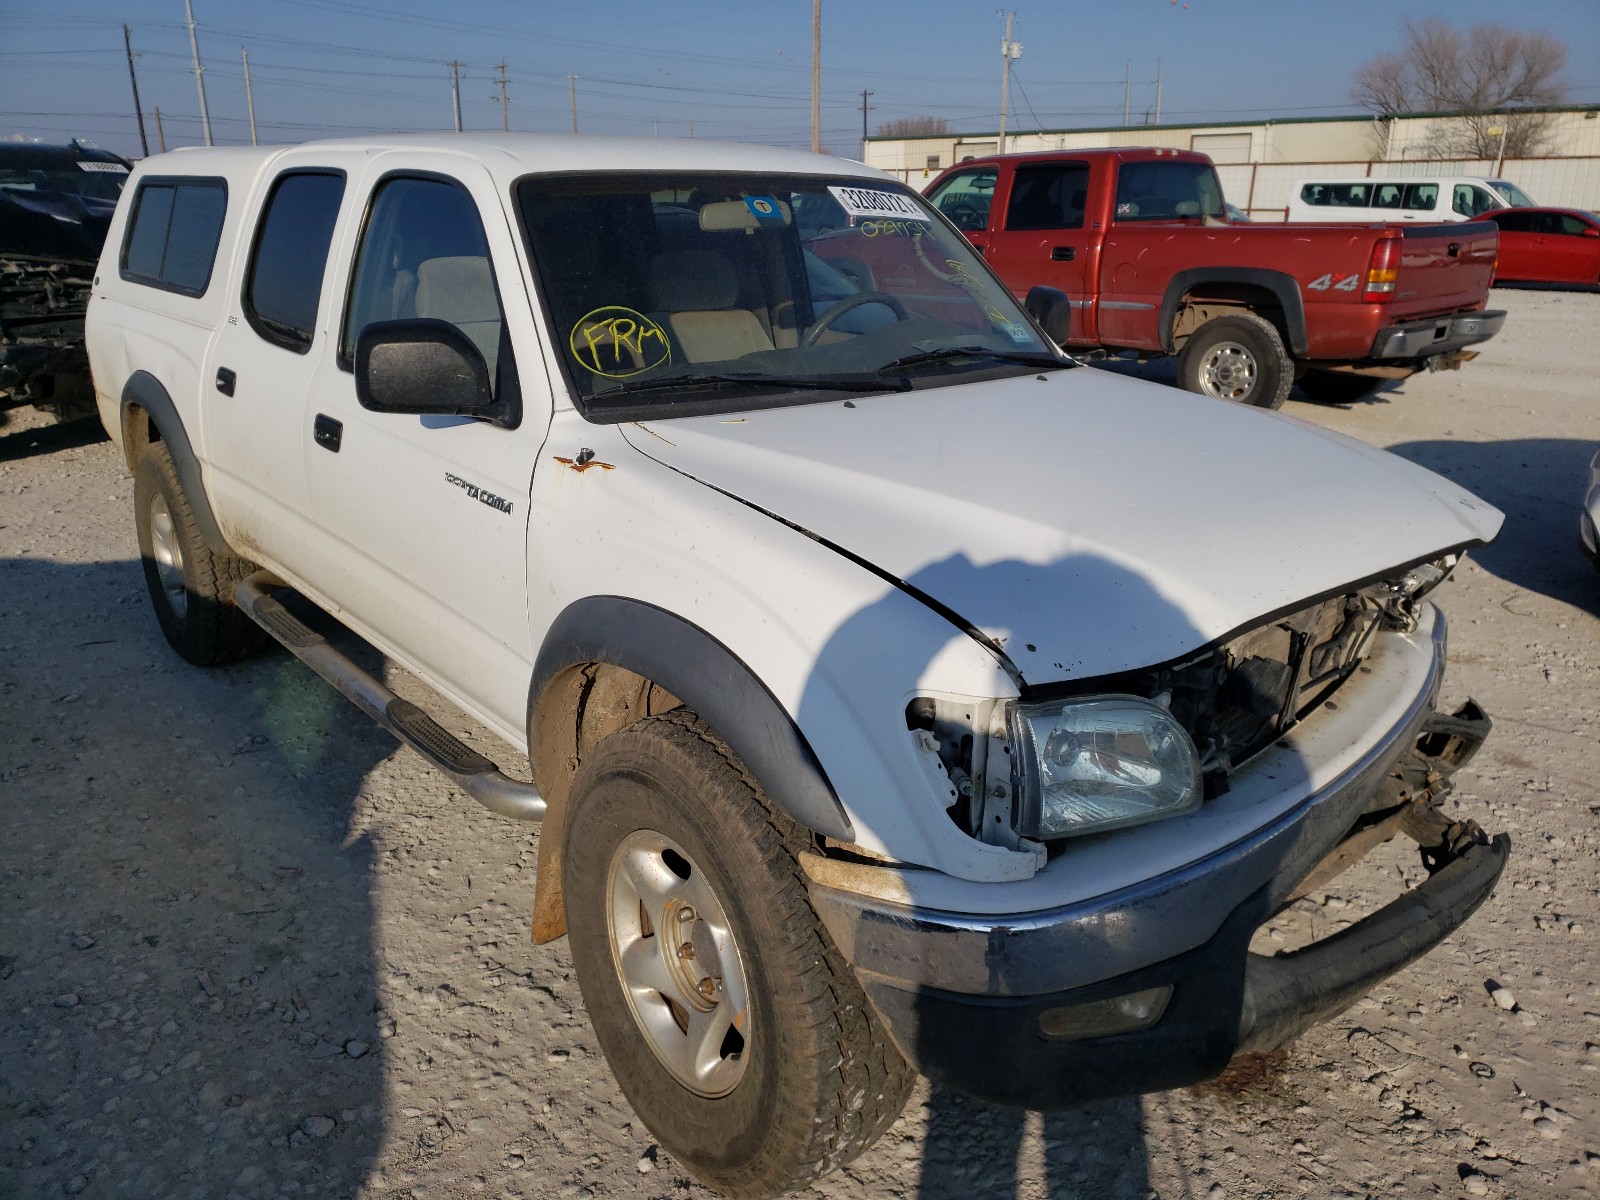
[1009,695,1201,839]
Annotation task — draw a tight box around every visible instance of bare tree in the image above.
[1352,18,1568,158]
[876,115,951,137]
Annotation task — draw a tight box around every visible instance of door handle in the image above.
[313,414,343,453]
[1051,245,1077,262]
[215,367,236,396]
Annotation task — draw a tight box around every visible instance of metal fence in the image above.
[1218,157,1600,220]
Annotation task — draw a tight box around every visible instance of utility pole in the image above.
[810,0,821,153]
[859,89,873,161]
[997,11,1021,154]
[448,60,464,132]
[1122,59,1131,126]
[184,0,213,146]
[123,25,149,157]
[494,61,510,132]
[1154,58,1163,125]
[154,107,167,153]
[242,48,258,145]
[568,73,578,134]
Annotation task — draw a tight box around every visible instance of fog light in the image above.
[1038,985,1172,1042]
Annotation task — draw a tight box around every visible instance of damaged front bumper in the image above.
[803,610,1509,1110]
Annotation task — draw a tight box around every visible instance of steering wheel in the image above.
[801,291,909,346]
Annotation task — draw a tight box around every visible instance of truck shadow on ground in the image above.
[1386,437,1598,615]
[0,556,392,1200]
[0,415,109,464]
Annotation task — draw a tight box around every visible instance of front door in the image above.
[301,153,552,738]
[979,161,1095,344]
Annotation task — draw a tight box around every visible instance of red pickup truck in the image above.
[923,148,1504,407]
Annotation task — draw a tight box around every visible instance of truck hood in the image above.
[620,369,1501,684]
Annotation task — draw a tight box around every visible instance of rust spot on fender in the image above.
[552,456,615,473]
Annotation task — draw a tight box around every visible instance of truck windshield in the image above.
[516,172,1062,420]
[1113,160,1226,223]
[1488,179,1536,209]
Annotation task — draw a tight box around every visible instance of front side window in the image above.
[343,175,511,395]
[1005,163,1089,231]
[119,177,227,295]
[925,167,998,231]
[517,172,1061,422]
[1489,211,1538,233]
[1113,161,1225,222]
[1453,185,1497,218]
[244,171,345,353]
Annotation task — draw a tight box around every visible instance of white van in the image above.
[1286,176,1536,224]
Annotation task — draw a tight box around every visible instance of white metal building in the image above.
[863,105,1600,216]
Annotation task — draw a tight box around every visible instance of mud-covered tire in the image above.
[133,441,267,666]
[1176,313,1292,409]
[563,710,913,1199]
[1297,368,1385,405]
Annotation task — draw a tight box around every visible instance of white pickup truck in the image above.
[86,134,1509,1199]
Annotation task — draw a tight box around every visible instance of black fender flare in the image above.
[120,371,234,556]
[1159,267,1307,357]
[530,595,855,841]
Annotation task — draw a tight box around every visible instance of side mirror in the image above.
[1024,285,1072,346]
[355,319,516,427]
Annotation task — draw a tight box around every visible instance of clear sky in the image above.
[2,0,1597,158]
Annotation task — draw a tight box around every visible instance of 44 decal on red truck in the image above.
[1307,272,1361,292]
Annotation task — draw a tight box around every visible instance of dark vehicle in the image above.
[0,140,130,423]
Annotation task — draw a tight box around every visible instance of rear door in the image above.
[300,151,552,736]
[203,159,352,568]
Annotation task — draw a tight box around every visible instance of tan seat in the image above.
[648,250,773,363]
[415,255,502,378]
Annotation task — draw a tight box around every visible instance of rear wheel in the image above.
[563,711,912,1199]
[133,441,267,665]
[1297,368,1385,405]
[1176,313,1292,409]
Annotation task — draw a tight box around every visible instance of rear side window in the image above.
[1299,182,1372,208]
[120,177,227,295]
[1401,183,1438,211]
[1490,211,1539,233]
[244,170,346,353]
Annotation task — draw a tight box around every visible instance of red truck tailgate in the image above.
[1383,222,1498,319]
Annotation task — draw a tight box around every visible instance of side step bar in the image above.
[234,572,546,822]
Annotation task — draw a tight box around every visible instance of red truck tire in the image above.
[1175,313,1292,410]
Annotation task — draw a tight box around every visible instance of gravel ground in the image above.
[2,288,1596,1200]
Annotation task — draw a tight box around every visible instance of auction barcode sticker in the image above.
[828,185,929,221]
[77,162,128,173]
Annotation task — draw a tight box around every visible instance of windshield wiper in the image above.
[590,371,913,402]
[876,346,1066,375]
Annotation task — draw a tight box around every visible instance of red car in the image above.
[1484,207,1600,287]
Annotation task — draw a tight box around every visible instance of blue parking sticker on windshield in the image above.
[745,196,783,222]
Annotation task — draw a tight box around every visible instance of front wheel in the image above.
[1176,313,1292,409]
[563,711,912,1199]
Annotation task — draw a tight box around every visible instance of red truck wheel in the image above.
[1176,314,1292,409]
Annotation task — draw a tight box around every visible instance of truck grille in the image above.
[1165,592,1384,782]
